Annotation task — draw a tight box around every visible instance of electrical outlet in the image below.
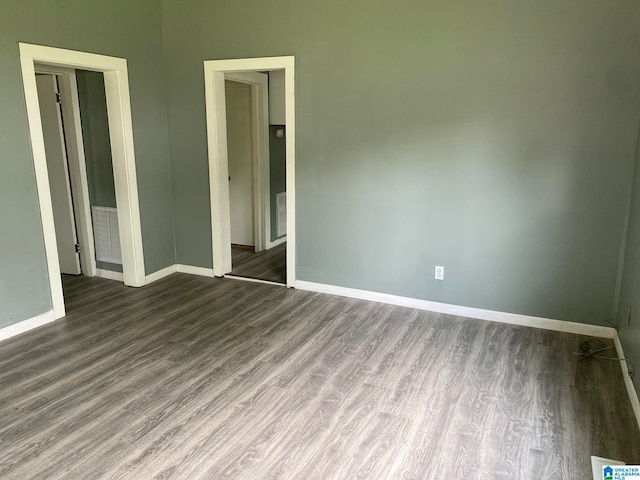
[628,306,632,328]
[435,265,444,280]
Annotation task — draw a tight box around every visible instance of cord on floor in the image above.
[574,337,635,381]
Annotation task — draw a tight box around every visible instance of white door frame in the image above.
[20,43,145,319]
[35,66,97,279]
[204,56,295,287]
[225,72,270,253]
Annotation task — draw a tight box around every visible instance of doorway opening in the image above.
[20,43,145,319]
[204,57,295,287]
[35,68,125,287]
[225,72,286,284]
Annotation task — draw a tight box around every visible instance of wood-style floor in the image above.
[0,274,638,479]
[231,242,286,284]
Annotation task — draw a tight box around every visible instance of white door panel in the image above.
[226,80,255,247]
[36,74,81,275]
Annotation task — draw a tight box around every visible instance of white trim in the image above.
[296,280,616,338]
[95,268,124,282]
[205,69,232,276]
[103,64,145,287]
[224,274,284,287]
[0,311,56,342]
[225,72,270,253]
[204,56,296,287]
[266,235,287,249]
[21,51,64,318]
[613,334,640,431]
[283,61,295,287]
[145,264,177,284]
[176,264,214,277]
[20,43,145,319]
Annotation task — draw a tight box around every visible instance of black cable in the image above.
[573,338,630,362]
[573,338,636,381]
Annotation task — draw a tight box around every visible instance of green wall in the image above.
[3,1,640,332]
[163,0,640,325]
[76,70,117,210]
[0,0,175,328]
[617,132,640,398]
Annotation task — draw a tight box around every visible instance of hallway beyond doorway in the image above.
[231,242,286,284]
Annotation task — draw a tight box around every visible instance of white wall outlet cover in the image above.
[435,265,444,280]
[591,456,625,480]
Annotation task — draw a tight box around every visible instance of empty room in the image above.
[1,1,640,479]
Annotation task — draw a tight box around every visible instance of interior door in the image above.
[226,80,255,247]
[36,74,81,275]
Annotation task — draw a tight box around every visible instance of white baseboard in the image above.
[176,264,214,277]
[224,274,284,286]
[266,235,286,249]
[101,264,215,282]
[0,310,56,342]
[613,334,640,431]
[145,264,216,284]
[295,281,616,339]
[145,264,177,284]
[95,268,124,282]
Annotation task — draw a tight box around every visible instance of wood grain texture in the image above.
[231,242,286,284]
[0,273,637,479]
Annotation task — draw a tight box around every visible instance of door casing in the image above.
[204,56,296,287]
[20,43,145,319]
